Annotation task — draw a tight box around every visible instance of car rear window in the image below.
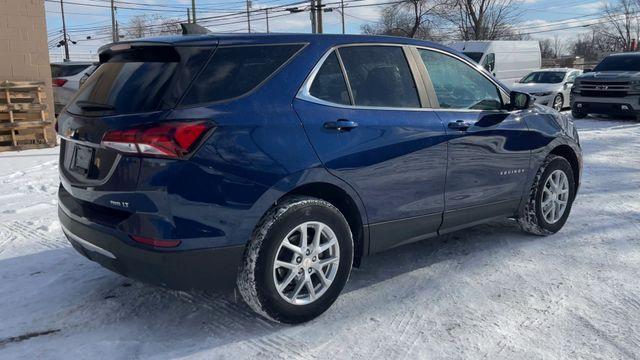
[180,44,304,106]
[66,46,212,116]
[51,64,91,77]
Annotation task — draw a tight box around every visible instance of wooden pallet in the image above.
[0,81,53,152]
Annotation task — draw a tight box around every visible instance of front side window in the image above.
[482,53,495,72]
[463,52,483,63]
[566,71,579,83]
[309,51,350,105]
[338,46,420,108]
[181,44,303,105]
[520,71,566,84]
[419,49,502,110]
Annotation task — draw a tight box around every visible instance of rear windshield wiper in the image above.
[75,100,115,111]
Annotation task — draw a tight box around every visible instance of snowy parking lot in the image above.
[0,115,639,359]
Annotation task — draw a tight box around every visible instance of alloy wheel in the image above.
[541,169,570,224]
[553,95,563,111]
[273,221,340,305]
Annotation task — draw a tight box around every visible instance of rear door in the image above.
[294,44,448,253]
[414,47,531,233]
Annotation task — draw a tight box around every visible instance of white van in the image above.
[448,41,541,85]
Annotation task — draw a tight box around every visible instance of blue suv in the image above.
[57,34,582,323]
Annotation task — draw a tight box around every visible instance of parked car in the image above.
[56,34,582,324]
[448,40,541,84]
[571,52,640,119]
[511,68,582,111]
[51,61,97,115]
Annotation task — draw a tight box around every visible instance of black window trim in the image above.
[297,43,510,112]
[176,42,309,109]
[297,43,430,111]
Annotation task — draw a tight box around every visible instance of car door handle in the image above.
[324,119,358,132]
[448,120,472,131]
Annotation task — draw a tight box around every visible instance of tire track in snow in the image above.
[168,290,315,359]
[4,221,68,251]
[0,225,18,255]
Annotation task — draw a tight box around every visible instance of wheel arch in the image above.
[549,144,580,190]
[281,182,367,267]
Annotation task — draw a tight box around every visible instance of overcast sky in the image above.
[45,0,604,62]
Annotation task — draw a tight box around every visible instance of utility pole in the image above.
[340,0,345,34]
[246,0,251,33]
[310,0,316,33]
[191,0,196,23]
[317,0,323,34]
[265,8,270,33]
[187,8,191,23]
[59,0,70,61]
[110,0,117,42]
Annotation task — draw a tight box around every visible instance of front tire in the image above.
[519,155,576,235]
[552,94,563,111]
[237,196,353,324]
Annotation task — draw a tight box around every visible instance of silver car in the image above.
[510,68,582,111]
[51,62,97,115]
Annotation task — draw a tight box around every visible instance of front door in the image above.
[294,45,448,253]
[415,48,531,233]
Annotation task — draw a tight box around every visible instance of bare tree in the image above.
[552,34,566,58]
[443,0,523,40]
[124,14,182,40]
[597,0,640,51]
[539,38,554,59]
[362,0,445,39]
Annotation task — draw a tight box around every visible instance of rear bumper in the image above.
[59,204,245,291]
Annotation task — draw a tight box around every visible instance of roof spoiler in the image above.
[181,23,211,35]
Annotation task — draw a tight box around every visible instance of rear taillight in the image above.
[52,78,67,87]
[101,121,213,159]
[130,235,181,248]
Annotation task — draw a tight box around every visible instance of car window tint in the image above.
[51,64,90,77]
[309,51,350,105]
[67,47,211,116]
[338,46,420,108]
[566,71,578,82]
[181,44,303,105]
[419,49,502,110]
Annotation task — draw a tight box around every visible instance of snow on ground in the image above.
[1,116,639,359]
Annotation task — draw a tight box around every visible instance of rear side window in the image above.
[51,64,90,77]
[181,44,304,105]
[309,52,350,105]
[338,46,420,108]
[67,46,211,116]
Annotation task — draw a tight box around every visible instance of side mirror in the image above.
[510,91,533,110]
[583,68,592,73]
[564,82,572,89]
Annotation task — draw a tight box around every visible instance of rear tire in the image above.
[519,155,576,235]
[237,196,353,324]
